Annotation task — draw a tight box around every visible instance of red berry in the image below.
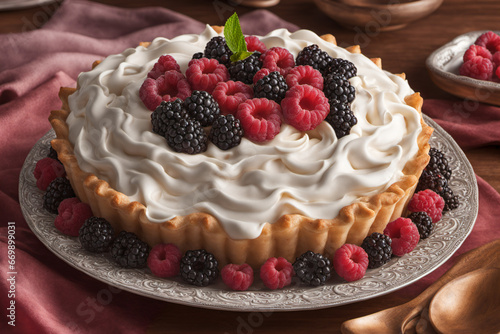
[281,85,330,131]
[221,263,254,291]
[148,55,181,79]
[408,189,445,223]
[245,36,267,54]
[236,98,282,142]
[54,198,93,237]
[496,66,500,81]
[260,257,294,290]
[463,45,492,62]
[493,51,500,68]
[212,80,253,115]
[34,157,66,191]
[459,58,494,81]
[140,71,191,111]
[253,68,271,85]
[333,244,368,282]
[185,58,229,94]
[261,47,295,77]
[475,31,500,53]
[147,243,182,278]
[383,218,420,256]
[286,65,324,90]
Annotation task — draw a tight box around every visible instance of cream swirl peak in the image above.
[66,26,422,239]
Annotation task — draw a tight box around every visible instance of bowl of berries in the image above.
[426,31,500,106]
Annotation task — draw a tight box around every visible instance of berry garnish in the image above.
[147,243,182,278]
[426,147,452,180]
[327,58,357,79]
[253,68,271,85]
[79,217,115,253]
[408,211,433,239]
[325,101,357,139]
[441,187,460,212]
[383,218,420,257]
[361,232,392,269]
[260,47,295,77]
[221,263,254,291]
[463,45,492,63]
[204,36,233,67]
[253,71,288,103]
[192,52,204,60]
[228,52,262,84]
[47,145,61,163]
[185,58,229,94]
[416,169,448,194]
[408,189,445,223]
[295,44,333,77]
[459,57,494,81]
[493,51,500,68]
[151,99,188,137]
[245,36,267,54]
[147,55,181,79]
[180,249,219,286]
[260,257,294,290]
[43,177,76,214]
[54,198,93,237]
[184,90,221,126]
[281,84,330,131]
[209,114,244,150]
[212,80,254,115]
[140,71,192,111]
[285,65,324,90]
[474,31,500,54]
[111,231,150,268]
[323,74,355,104]
[293,251,331,286]
[236,98,282,142]
[165,118,208,154]
[333,244,369,282]
[34,157,66,191]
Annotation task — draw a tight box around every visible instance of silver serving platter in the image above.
[19,116,478,311]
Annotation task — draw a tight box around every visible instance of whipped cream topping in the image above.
[66,26,422,239]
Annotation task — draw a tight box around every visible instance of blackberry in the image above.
[293,251,332,286]
[408,212,433,239]
[47,145,61,163]
[43,177,75,213]
[192,52,204,60]
[165,118,208,154]
[416,169,448,194]
[323,74,356,104]
[180,249,219,286]
[426,148,452,180]
[228,52,262,84]
[254,71,288,103]
[79,217,115,253]
[295,44,333,77]
[441,187,459,211]
[204,36,233,67]
[209,114,244,150]
[327,58,357,79]
[325,101,357,138]
[151,99,188,137]
[184,91,220,127]
[361,232,392,269]
[110,231,149,268]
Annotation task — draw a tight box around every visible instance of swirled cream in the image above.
[66,26,422,239]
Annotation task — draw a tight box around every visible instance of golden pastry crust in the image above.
[49,35,432,268]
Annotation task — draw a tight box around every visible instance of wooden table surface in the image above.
[2,0,499,333]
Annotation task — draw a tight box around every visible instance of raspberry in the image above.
[209,114,244,150]
[253,68,271,85]
[293,251,331,286]
[281,84,330,131]
[254,71,288,103]
[151,99,188,137]
[408,211,433,239]
[333,244,368,282]
[260,47,295,77]
[140,71,192,111]
[426,147,452,180]
[54,198,93,237]
[204,36,233,67]
[180,249,219,286]
[212,80,254,115]
[493,52,500,68]
[463,45,492,63]
[361,232,392,269]
[324,74,356,104]
[497,65,500,81]
[236,98,282,142]
[327,58,357,79]
[111,231,150,268]
[34,157,66,191]
[79,217,115,253]
[285,65,324,90]
[383,218,420,256]
[165,118,208,154]
[408,189,445,223]
[221,263,254,291]
[147,243,182,278]
[184,90,220,126]
[474,31,500,54]
[459,57,494,81]
[228,52,262,84]
[295,44,333,77]
[43,177,76,213]
[325,102,357,139]
[147,55,181,79]
[260,257,294,290]
[245,36,267,54]
[185,58,229,94]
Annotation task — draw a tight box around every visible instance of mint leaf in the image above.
[224,13,248,56]
[230,51,254,62]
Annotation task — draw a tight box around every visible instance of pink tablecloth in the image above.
[1,1,499,333]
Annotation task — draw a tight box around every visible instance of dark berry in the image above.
[361,232,393,269]
[204,36,233,67]
[323,74,355,104]
[327,58,357,79]
[293,251,332,286]
[184,91,220,127]
[47,145,61,163]
[408,211,433,239]
[110,231,149,268]
[151,99,188,137]
[209,114,244,150]
[325,101,357,138]
[192,52,204,60]
[426,148,452,180]
[43,177,75,213]
[165,118,208,154]
[295,44,333,77]
[416,169,448,194]
[441,187,460,211]
[79,217,115,253]
[180,249,219,286]
[228,52,262,84]
[254,71,288,103]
